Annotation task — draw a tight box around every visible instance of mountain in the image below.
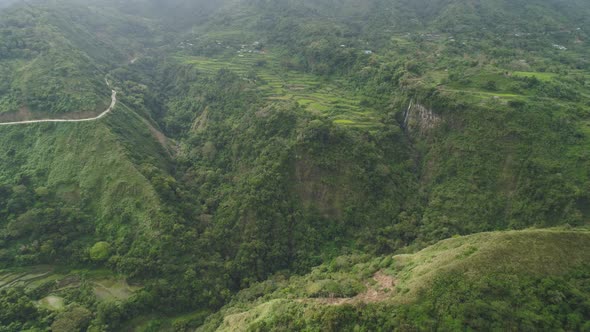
[0,0,589,331]
[0,0,160,118]
[199,228,590,331]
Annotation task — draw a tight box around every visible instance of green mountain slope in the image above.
[198,228,590,331]
[0,0,589,330]
[0,104,169,267]
[0,1,156,118]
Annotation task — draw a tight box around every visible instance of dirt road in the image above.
[0,88,117,126]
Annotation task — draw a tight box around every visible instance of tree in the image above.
[484,80,498,91]
[89,242,111,262]
[51,307,92,332]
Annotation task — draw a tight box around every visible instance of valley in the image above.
[0,0,589,331]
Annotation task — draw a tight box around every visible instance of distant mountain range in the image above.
[0,0,589,331]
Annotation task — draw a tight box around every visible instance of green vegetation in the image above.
[512,71,558,81]
[38,295,65,311]
[199,229,590,331]
[0,0,589,330]
[0,266,144,331]
[89,242,111,262]
[177,53,381,129]
[0,0,156,116]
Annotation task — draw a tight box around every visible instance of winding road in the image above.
[0,85,117,126]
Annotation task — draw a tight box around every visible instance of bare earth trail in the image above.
[0,81,117,126]
[297,271,396,306]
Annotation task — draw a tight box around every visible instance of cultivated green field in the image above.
[512,71,558,81]
[178,52,382,129]
[0,266,140,309]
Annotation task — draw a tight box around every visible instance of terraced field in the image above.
[438,88,523,102]
[0,266,59,290]
[178,52,382,130]
[511,71,558,82]
[0,266,140,310]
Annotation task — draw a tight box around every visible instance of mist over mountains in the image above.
[0,0,589,331]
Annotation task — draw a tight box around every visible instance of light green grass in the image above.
[197,228,590,331]
[441,88,521,99]
[512,71,557,81]
[392,228,590,302]
[442,67,531,100]
[93,277,141,301]
[217,300,289,332]
[38,295,66,311]
[333,119,356,125]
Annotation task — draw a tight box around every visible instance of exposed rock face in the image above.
[403,100,441,135]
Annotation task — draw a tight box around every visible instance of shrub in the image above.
[89,242,111,262]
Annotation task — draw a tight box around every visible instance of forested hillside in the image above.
[0,0,589,331]
[199,229,590,331]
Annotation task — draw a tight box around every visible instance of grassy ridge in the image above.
[197,228,590,331]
